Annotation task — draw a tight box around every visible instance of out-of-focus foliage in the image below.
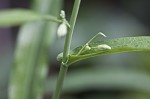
[47,69,150,92]
[0,9,59,27]
[0,32,12,99]
[8,0,63,99]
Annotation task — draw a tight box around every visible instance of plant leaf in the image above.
[57,36,150,65]
[0,9,60,27]
[45,69,150,93]
[8,0,63,99]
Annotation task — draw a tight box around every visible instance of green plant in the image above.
[6,0,63,99]
[0,0,150,99]
[52,0,150,99]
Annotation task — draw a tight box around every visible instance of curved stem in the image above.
[52,0,81,99]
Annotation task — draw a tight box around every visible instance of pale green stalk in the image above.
[52,0,81,99]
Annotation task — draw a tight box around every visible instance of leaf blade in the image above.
[57,36,150,65]
[0,9,59,27]
[8,0,63,99]
[46,69,150,93]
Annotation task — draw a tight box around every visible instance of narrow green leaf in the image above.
[8,0,63,99]
[0,9,60,27]
[46,69,150,93]
[57,36,150,65]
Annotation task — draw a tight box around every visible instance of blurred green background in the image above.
[0,0,150,99]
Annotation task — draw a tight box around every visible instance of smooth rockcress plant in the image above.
[0,0,150,99]
[53,0,150,99]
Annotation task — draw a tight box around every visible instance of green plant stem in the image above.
[52,64,68,99]
[62,0,81,63]
[52,0,81,99]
